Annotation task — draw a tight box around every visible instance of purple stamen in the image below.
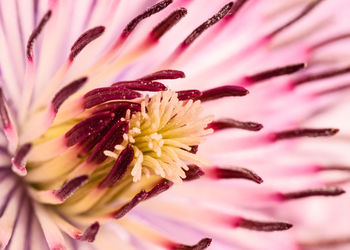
[122,0,173,38]
[0,89,11,129]
[87,121,129,164]
[171,238,212,250]
[54,175,89,201]
[188,145,199,154]
[199,85,248,102]
[83,87,142,109]
[76,222,100,242]
[236,218,292,231]
[65,113,114,147]
[27,10,52,60]
[139,69,185,81]
[181,2,233,47]
[98,145,134,188]
[244,63,306,84]
[112,80,167,91]
[12,143,32,174]
[113,190,148,219]
[212,167,263,184]
[271,128,339,141]
[92,101,141,116]
[146,179,173,199]
[279,186,345,200]
[70,26,105,60]
[150,8,187,41]
[183,164,205,181]
[52,77,88,112]
[208,119,263,132]
[176,90,202,100]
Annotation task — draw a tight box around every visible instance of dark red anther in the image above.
[146,179,173,199]
[27,10,52,60]
[150,8,187,41]
[69,26,105,60]
[98,145,134,188]
[87,121,129,164]
[0,89,11,129]
[183,164,204,181]
[213,167,263,184]
[271,128,339,141]
[208,119,263,132]
[267,0,324,39]
[198,85,248,102]
[278,186,345,201]
[176,90,202,100]
[139,70,185,81]
[76,222,100,242]
[292,65,350,87]
[112,80,167,91]
[181,2,233,47]
[54,175,88,201]
[122,0,173,38]
[189,145,198,154]
[52,77,88,112]
[113,190,148,219]
[12,143,32,168]
[83,87,142,109]
[65,113,114,147]
[236,218,292,232]
[244,63,306,84]
[170,238,212,250]
[92,101,141,116]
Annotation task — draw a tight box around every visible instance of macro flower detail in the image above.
[0,0,349,249]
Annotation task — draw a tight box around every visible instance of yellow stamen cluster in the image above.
[105,91,213,183]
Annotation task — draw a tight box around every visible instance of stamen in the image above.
[122,0,174,38]
[113,190,148,219]
[278,186,345,200]
[199,85,248,102]
[176,90,202,100]
[54,175,89,201]
[83,87,142,109]
[87,121,129,164]
[98,145,134,188]
[181,2,233,48]
[0,89,11,129]
[146,179,173,199]
[208,119,263,132]
[210,167,263,184]
[112,80,167,91]
[51,77,88,112]
[183,164,204,181]
[291,65,350,87]
[139,70,185,81]
[244,63,306,85]
[65,113,114,147]
[266,0,324,39]
[189,145,199,154]
[150,8,188,41]
[11,143,32,176]
[76,222,100,242]
[69,26,105,60]
[92,101,141,115]
[26,10,52,60]
[316,82,350,96]
[170,238,212,250]
[235,218,292,231]
[271,128,339,141]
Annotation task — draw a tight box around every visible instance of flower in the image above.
[0,0,349,249]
